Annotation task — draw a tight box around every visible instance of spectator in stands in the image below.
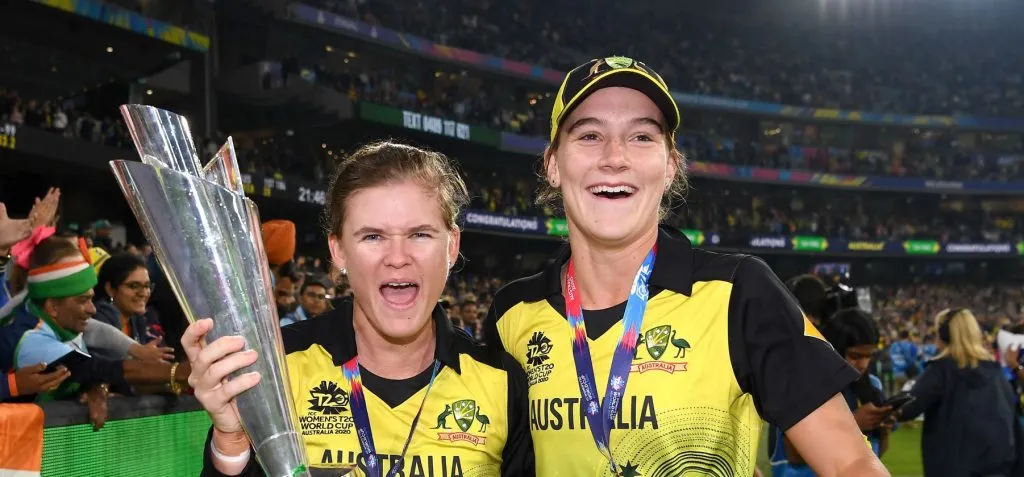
[280,275,331,326]
[0,232,190,431]
[51,105,67,134]
[0,203,33,308]
[890,330,920,392]
[274,262,301,324]
[1,188,60,309]
[8,98,23,125]
[786,274,830,326]
[895,308,1024,477]
[445,297,462,329]
[455,294,483,341]
[93,253,166,351]
[0,233,170,403]
[261,219,296,284]
[0,207,73,400]
[90,219,115,252]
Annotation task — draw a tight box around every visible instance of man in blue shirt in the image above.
[890,330,920,390]
[280,276,331,327]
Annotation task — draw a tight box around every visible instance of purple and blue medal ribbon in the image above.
[341,357,442,477]
[564,246,656,475]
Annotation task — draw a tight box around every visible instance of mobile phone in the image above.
[43,349,91,374]
[883,393,915,410]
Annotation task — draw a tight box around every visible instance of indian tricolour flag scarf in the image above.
[26,260,97,305]
[23,258,97,402]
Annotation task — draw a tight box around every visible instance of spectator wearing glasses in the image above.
[459,294,483,342]
[274,262,301,323]
[93,253,164,348]
[280,276,332,326]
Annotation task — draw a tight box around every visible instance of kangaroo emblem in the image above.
[432,404,453,429]
[476,408,490,433]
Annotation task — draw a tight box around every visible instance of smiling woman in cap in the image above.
[485,57,888,477]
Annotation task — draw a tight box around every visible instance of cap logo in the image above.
[586,56,637,80]
[604,56,635,69]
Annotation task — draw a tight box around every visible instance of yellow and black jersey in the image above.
[484,226,859,477]
[202,297,534,477]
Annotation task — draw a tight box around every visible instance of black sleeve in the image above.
[483,305,503,355]
[728,256,860,431]
[899,361,946,421]
[200,427,264,477]
[65,356,129,392]
[501,350,535,477]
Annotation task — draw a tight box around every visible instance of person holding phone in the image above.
[771,308,893,476]
[185,141,533,476]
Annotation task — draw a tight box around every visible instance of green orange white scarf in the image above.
[26,260,97,302]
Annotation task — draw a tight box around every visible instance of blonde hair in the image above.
[536,132,688,221]
[323,141,470,236]
[935,308,993,369]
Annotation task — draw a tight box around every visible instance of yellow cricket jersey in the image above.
[484,226,859,477]
[202,297,533,477]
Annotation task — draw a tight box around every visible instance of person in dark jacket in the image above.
[895,308,1024,477]
[93,253,164,356]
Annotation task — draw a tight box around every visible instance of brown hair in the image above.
[536,127,688,220]
[323,141,470,236]
[8,236,82,294]
[28,236,83,269]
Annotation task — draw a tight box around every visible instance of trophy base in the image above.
[252,430,312,477]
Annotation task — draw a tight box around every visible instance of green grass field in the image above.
[756,424,923,477]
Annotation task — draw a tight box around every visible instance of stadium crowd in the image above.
[311,0,1024,117]
[0,87,134,149]
[290,62,1024,181]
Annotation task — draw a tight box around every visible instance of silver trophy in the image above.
[111,105,310,477]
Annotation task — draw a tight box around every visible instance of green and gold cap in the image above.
[549,56,680,142]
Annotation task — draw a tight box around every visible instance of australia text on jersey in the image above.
[320,449,469,477]
[530,395,659,431]
[631,325,691,374]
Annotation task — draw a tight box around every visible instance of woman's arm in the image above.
[785,394,890,477]
[729,258,888,477]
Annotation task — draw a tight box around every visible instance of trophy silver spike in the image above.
[111,105,310,477]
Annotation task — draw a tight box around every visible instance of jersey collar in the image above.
[539,224,695,299]
[324,296,462,374]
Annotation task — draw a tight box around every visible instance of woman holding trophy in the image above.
[185,141,534,476]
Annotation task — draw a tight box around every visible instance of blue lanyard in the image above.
[564,247,656,475]
[341,358,441,477]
